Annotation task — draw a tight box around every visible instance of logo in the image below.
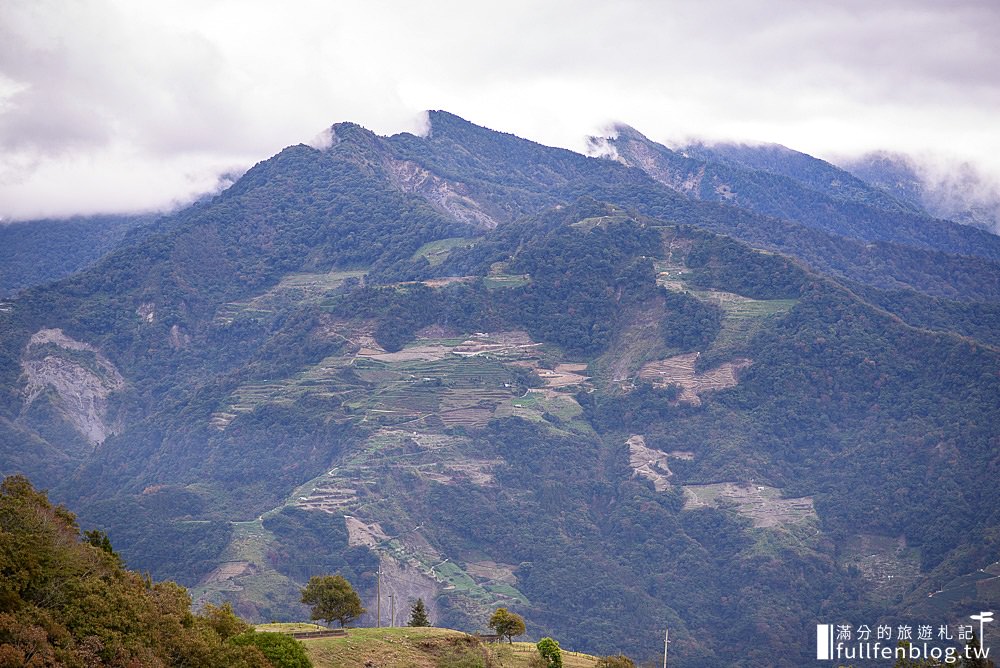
[816,613,993,664]
[816,624,834,661]
[972,611,994,645]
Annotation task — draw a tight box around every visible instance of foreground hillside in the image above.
[1,112,998,666]
[0,475,291,666]
[261,625,602,668]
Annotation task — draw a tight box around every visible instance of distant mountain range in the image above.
[841,150,1000,234]
[1,111,998,667]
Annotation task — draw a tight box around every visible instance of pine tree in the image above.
[408,598,430,627]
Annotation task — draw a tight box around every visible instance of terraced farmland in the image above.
[204,327,566,622]
[639,352,751,405]
[694,288,798,353]
[214,269,366,324]
[838,533,922,600]
[653,257,691,291]
[211,327,558,430]
[351,354,520,428]
[189,519,308,621]
[210,352,364,429]
[494,389,591,435]
[627,434,672,492]
[654,247,798,355]
[682,482,817,529]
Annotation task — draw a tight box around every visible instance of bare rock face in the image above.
[21,328,125,446]
[344,518,441,625]
[385,157,500,229]
[607,129,706,197]
[169,324,191,350]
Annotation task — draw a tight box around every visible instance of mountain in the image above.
[593,124,1000,261]
[842,151,1000,234]
[1,111,999,667]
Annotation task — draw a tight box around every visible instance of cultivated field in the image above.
[639,353,751,405]
[411,237,477,266]
[837,533,921,600]
[682,482,817,529]
[214,269,366,325]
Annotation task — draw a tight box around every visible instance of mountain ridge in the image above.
[594,122,1000,261]
[1,110,998,666]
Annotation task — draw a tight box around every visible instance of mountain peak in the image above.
[423,110,517,144]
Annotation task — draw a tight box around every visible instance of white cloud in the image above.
[0,0,998,219]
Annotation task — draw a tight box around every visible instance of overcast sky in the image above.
[1,0,998,221]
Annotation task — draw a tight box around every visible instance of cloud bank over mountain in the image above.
[1,0,997,220]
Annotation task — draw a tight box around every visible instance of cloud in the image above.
[0,0,998,220]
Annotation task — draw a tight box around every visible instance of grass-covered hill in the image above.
[1,112,998,666]
[259,624,604,668]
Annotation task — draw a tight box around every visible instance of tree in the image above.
[83,529,123,566]
[408,597,430,627]
[300,575,365,628]
[488,607,525,644]
[200,602,251,640]
[0,475,272,667]
[536,637,563,667]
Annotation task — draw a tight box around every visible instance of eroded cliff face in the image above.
[21,328,125,446]
[615,134,707,197]
[385,157,500,229]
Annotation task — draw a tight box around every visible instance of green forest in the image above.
[1,111,998,667]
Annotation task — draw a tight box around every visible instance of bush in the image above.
[537,637,563,667]
[596,654,636,668]
[231,631,312,668]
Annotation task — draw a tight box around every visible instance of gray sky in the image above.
[1,0,998,220]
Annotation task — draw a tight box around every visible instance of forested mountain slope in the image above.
[1,112,997,667]
[0,214,156,297]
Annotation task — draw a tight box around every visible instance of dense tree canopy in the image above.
[0,475,274,667]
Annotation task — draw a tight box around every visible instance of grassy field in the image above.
[412,237,478,266]
[266,625,602,668]
[483,273,531,289]
[256,622,326,633]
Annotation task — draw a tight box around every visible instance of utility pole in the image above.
[389,594,395,627]
[376,565,382,628]
[663,627,669,668]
